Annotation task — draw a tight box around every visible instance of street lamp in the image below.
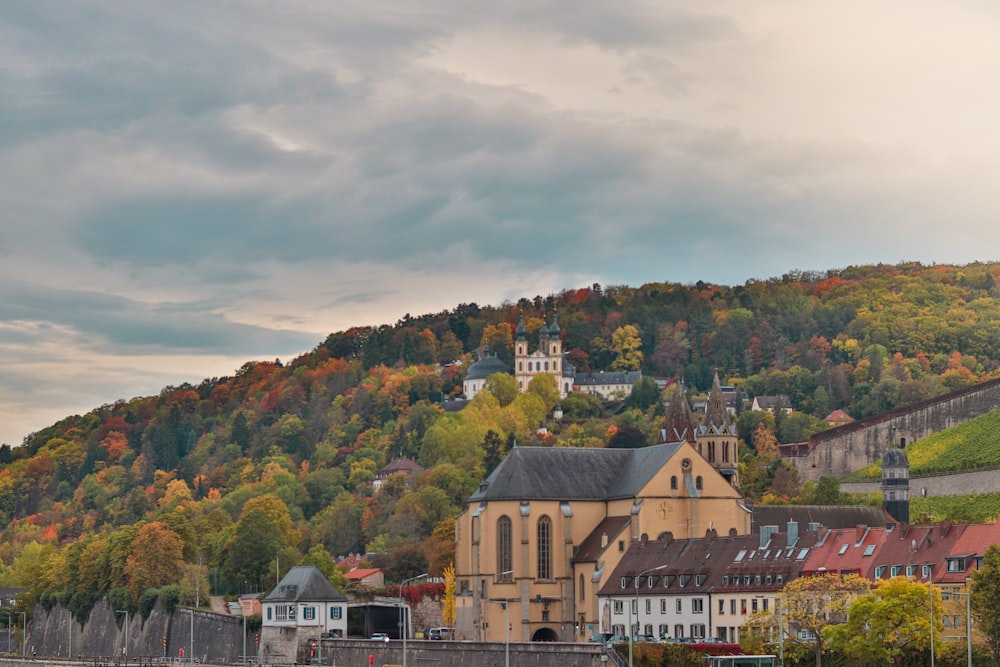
[755,594,783,667]
[630,564,671,667]
[16,613,24,657]
[484,597,512,667]
[399,573,428,667]
[187,608,195,663]
[115,610,129,660]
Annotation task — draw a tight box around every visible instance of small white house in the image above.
[262,565,348,638]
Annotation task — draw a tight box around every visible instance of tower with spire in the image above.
[659,373,740,486]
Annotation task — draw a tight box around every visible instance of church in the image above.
[453,442,751,643]
[463,314,642,400]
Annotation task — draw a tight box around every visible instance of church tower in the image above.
[881,445,910,524]
[697,373,739,486]
[659,381,698,444]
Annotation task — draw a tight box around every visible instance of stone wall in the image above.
[787,378,1000,481]
[841,467,1000,497]
[29,601,245,663]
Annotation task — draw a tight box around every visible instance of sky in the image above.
[2,1,1000,447]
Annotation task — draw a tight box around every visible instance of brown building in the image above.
[454,442,752,642]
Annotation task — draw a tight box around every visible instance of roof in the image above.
[574,371,642,386]
[376,457,425,479]
[753,395,792,410]
[468,442,685,502]
[263,565,346,603]
[824,409,854,423]
[751,504,889,532]
[574,516,632,562]
[344,568,382,581]
[882,446,909,468]
[702,373,735,433]
[465,347,512,380]
[660,383,698,443]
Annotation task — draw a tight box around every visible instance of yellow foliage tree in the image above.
[443,564,456,626]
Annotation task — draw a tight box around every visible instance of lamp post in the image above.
[941,590,973,667]
[630,564,671,667]
[1,610,11,655]
[484,598,511,667]
[242,603,247,666]
[187,608,195,664]
[16,612,25,657]
[399,573,428,667]
[115,610,128,660]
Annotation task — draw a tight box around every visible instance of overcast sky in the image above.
[2,1,999,446]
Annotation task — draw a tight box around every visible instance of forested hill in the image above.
[1,261,999,608]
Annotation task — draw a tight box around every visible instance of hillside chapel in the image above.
[463,314,641,400]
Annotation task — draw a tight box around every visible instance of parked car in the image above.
[605,635,629,646]
[587,632,613,643]
[370,633,390,641]
[428,627,454,640]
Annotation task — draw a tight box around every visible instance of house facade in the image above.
[454,443,752,643]
[260,565,348,662]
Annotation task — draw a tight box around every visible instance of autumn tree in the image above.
[526,373,559,414]
[484,373,519,408]
[611,325,644,371]
[782,572,870,667]
[971,544,1000,666]
[224,507,286,591]
[827,577,941,664]
[125,522,184,600]
[443,564,456,626]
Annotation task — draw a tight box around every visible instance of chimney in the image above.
[601,533,608,549]
[787,521,799,547]
[760,525,778,548]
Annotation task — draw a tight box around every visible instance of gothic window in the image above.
[671,476,678,490]
[537,515,552,580]
[498,516,513,577]
[708,442,716,462]
[580,574,585,602]
[723,443,730,462]
[696,476,703,490]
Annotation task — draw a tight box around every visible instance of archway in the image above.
[532,627,558,642]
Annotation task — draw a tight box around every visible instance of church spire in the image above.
[704,372,732,433]
[660,381,698,443]
[515,313,527,341]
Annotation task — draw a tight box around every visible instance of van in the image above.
[428,627,454,640]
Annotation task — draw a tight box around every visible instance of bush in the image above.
[158,585,181,613]
[138,588,160,619]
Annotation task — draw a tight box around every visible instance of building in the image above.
[658,375,739,487]
[462,346,512,400]
[572,370,643,400]
[513,314,575,397]
[751,395,793,414]
[260,566,348,662]
[344,567,385,588]
[373,457,426,492]
[454,443,752,643]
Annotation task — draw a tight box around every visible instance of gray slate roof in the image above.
[263,565,346,602]
[751,504,889,532]
[468,443,684,502]
[574,370,641,386]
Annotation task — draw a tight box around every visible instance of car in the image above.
[604,635,629,646]
[428,627,454,640]
[587,632,612,643]
[699,637,727,644]
[370,633,390,641]
[320,631,341,639]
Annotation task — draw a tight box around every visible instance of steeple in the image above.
[881,444,910,524]
[660,382,698,443]
[703,372,733,433]
[515,313,527,341]
[548,314,561,335]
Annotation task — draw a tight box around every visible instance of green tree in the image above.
[828,577,940,664]
[971,544,1000,666]
[224,507,286,591]
[484,373,519,408]
[625,376,661,412]
[526,373,559,414]
[783,572,870,667]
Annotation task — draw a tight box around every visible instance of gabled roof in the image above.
[467,442,685,502]
[753,395,792,410]
[263,565,346,603]
[823,409,854,423]
[344,568,383,581]
[376,457,425,479]
[752,505,889,532]
[574,516,632,562]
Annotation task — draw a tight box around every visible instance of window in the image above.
[674,624,684,639]
[735,550,747,562]
[730,599,736,615]
[890,565,901,577]
[613,600,624,614]
[660,599,667,613]
[923,565,932,578]
[303,607,315,621]
[906,565,916,577]
[763,599,769,612]
[838,544,849,555]
[630,599,637,615]
[676,599,682,613]
[580,575,585,602]
[708,442,716,462]
[863,545,876,556]
[719,599,725,615]
[875,566,886,579]
[644,624,653,637]
[266,607,272,621]
[331,607,342,620]
[740,599,747,614]
[659,624,668,639]
[723,442,730,462]
[275,605,295,621]
[645,599,651,614]
[693,599,704,614]
[621,577,630,589]
[691,624,706,639]
[498,516,513,577]
[696,476,703,490]
[679,575,690,588]
[537,515,552,580]
[695,574,706,587]
[751,599,758,613]
[671,476,678,490]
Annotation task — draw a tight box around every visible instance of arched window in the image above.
[723,442,730,462]
[696,476,703,490]
[708,442,716,462]
[498,516,513,577]
[544,361,549,371]
[579,574,585,602]
[670,476,678,490]
[518,361,523,371]
[537,515,552,580]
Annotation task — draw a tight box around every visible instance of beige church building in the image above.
[454,442,751,643]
